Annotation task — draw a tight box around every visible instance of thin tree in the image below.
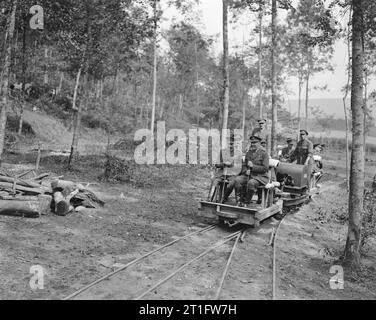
[270,0,277,157]
[343,0,365,269]
[304,63,310,130]
[18,9,28,135]
[258,1,263,119]
[0,0,18,164]
[194,41,200,126]
[343,6,352,192]
[68,2,92,167]
[222,0,230,132]
[150,0,158,135]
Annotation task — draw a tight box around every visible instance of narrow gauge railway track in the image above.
[62,202,304,301]
[63,224,247,300]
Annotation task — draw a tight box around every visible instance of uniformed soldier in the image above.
[234,135,270,207]
[251,119,270,154]
[289,129,313,165]
[279,138,295,162]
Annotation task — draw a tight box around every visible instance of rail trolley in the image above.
[198,159,322,226]
[198,160,283,227]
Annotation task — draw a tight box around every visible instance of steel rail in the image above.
[272,214,288,300]
[214,229,245,300]
[62,224,217,300]
[134,230,243,300]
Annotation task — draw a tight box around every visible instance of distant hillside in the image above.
[284,98,376,119]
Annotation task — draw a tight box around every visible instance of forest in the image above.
[0,0,375,300]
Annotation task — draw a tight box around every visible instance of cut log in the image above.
[1,195,38,201]
[51,179,76,191]
[0,200,40,218]
[53,191,71,216]
[0,182,44,195]
[0,175,42,188]
[32,173,50,181]
[38,194,53,215]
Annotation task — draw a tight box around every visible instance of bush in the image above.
[6,115,34,135]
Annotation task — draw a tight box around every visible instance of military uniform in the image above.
[251,127,270,153]
[234,146,270,204]
[289,139,313,165]
[280,146,294,162]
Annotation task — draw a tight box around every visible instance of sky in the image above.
[161,0,375,101]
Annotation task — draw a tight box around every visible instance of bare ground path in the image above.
[0,161,375,300]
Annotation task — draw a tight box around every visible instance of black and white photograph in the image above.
[0,0,375,303]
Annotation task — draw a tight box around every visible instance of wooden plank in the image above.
[255,204,282,222]
[0,175,42,188]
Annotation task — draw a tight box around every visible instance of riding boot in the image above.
[244,190,254,205]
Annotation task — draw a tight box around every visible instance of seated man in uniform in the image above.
[234,135,269,207]
[279,138,295,162]
[289,129,313,165]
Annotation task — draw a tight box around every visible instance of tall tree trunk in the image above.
[195,41,200,127]
[258,3,263,118]
[363,69,368,166]
[0,0,18,163]
[68,4,91,167]
[18,14,27,135]
[71,66,83,112]
[343,0,364,269]
[57,71,64,95]
[270,0,277,157]
[68,66,87,168]
[304,71,310,131]
[242,89,246,136]
[343,7,352,192]
[298,77,302,139]
[44,48,49,85]
[222,0,230,133]
[179,94,183,114]
[100,76,103,101]
[150,0,157,135]
[159,96,164,119]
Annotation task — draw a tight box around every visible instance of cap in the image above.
[286,138,293,143]
[258,118,267,124]
[313,143,322,149]
[249,135,262,142]
[300,129,308,135]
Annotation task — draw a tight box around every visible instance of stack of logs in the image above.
[0,171,104,218]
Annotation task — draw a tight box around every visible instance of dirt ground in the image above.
[0,152,375,300]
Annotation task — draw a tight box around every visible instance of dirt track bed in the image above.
[1,161,375,300]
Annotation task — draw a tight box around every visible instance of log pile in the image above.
[0,171,104,218]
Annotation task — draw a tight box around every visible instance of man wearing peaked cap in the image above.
[289,129,313,165]
[251,118,270,155]
[279,137,295,162]
[234,135,270,207]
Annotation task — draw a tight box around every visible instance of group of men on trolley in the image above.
[214,118,324,208]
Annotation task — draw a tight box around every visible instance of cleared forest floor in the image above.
[0,151,375,300]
